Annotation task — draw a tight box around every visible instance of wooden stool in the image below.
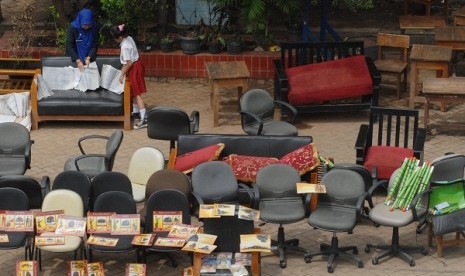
[409,44,452,109]
[205,61,250,127]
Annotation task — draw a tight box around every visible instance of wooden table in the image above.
[409,44,452,109]
[205,61,250,127]
[435,26,465,50]
[403,0,448,21]
[422,77,465,129]
[399,15,446,34]
[453,6,465,26]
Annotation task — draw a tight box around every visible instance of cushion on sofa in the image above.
[285,55,373,105]
[227,154,279,182]
[279,143,320,175]
[363,145,414,180]
[174,143,225,173]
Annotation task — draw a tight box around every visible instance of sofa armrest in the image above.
[30,69,41,130]
[355,124,369,165]
[123,76,132,130]
[273,59,289,102]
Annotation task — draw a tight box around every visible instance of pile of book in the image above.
[200,252,251,276]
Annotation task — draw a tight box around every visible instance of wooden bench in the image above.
[0,58,40,94]
[399,15,446,34]
[422,77,465,130]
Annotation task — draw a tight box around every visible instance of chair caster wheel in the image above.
[372,258,379,265]
[358,261,364,268]
[422,248,428,255]
[304,256,312,263]
[327,265,334,273]
[365,246,371,253]
[410,260,415,267]
[280,260,287,268]
[353,248,358,255]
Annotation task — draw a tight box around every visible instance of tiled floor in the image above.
[2,75,465,276]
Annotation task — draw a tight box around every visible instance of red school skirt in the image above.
[128,60,147,97]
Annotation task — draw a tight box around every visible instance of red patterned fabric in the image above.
[174,143,225,173]
[364,146,414,180]
[279,143,320,175]
[285,55,373,105]
[228,154,279,182]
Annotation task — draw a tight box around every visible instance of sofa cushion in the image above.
[285,55,373,105]
[227,154,279,182]
[364,146,414,180]
[174,143,225,173]
[279,143,320,175]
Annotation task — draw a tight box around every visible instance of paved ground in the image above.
[1,75,464,275]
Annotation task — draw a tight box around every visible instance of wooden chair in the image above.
[374,33,410,99]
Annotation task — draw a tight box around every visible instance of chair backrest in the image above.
[52,171,91,213]
[93,191,136,214]
[0,187,29,210]
[330,164,372,192]
[105,130,124,170]
[255,164,301,199]
[90,171,133,210]
[145,189,191,233]
[147,106,193,149]
[191,161,238,204]
[318,169,366,207]
[0,175,44,209]
[145,169,191,201]
[128,147,165,186]
[240,89,275,126]
[0,122,31,155]
[42,189,84,217]
[430,154,465,183]
[377,33,410,62]
[368,107,420,150]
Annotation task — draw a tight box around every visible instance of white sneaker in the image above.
[134,116,147,129]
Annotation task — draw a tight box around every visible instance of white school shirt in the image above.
[120,36,139,64]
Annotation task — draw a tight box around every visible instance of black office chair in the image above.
[0,187,32,260]
[143,189,191,267]
[52,171,91,214]
[63,130,123,178]
[239,89,298,136]
[254,164,309,268]
[87,191,140,263]
[0,175,50,209]
[0,122,34,176]
[146,106,199,166]
[90,171,133,211]
[304,169,367,273]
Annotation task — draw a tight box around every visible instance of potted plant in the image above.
[179,19,208,55]
[205,30,225,54]
[142,33,158,52]
[159,35,176,53]
[226,34,242,55]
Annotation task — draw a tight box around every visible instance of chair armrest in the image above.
[24,140,34,169]
[413,127,427,162]
[77,134,110,154]
[39,176,51,198]
[410,189,431,221]
[74,154,109,171]
[355,192,369,222]
[355,124,369,165]
[367,179,389,203]
[238,183,255,207]
[274,100,298,124]
[189,110,200,133]
[30,70,41,130]
[240,111,264,135]
[304,193,312,217]
[251,183,260,210]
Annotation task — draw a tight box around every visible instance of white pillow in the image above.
[36,74,54,100]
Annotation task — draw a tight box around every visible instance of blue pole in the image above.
[320,0,342,42]
[303,0,318,42]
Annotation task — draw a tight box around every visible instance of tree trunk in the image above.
[158,0,168,37]
[52,0,69,29]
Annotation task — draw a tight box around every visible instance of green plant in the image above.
[160,35,175,44]
[49,5,67,51]
[9,3,36,58]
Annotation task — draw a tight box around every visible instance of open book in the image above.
[43,62,100,92]
[100,64,125,94]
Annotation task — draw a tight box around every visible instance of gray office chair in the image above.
[365,169,428,266]
[304,169,367,273]
[0,122,34,176]
[255,164,308,268]
[64,130,123,178]
[239,89,298,136]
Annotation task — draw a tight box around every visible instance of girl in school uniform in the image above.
[110,24,148,129]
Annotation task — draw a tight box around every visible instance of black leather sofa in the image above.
[30,56,131,130]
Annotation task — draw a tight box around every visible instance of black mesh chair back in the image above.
[93,191,136,214]
[430,154,465,182]
[0,187,29,210]
[0,175,48,209]
[191,161,238,204]
[53,171,91,213]
[0,122,33,176]
[90,171,133,211]
[145,189,191,233]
